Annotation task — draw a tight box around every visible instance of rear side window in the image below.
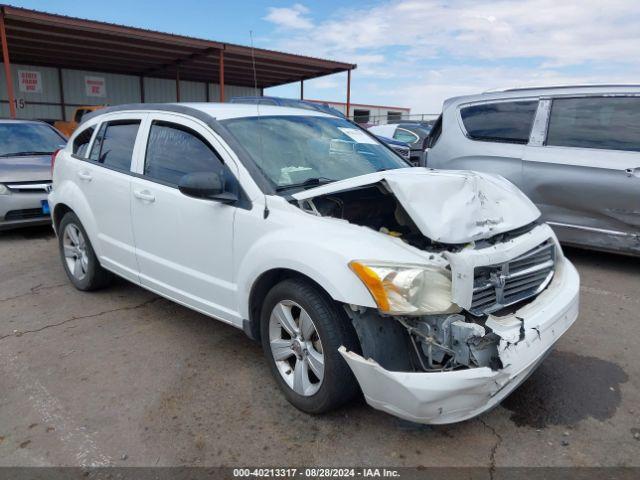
[393,128,419,144]
[460,101,538,144]
[72,126,94,157]
[144,121,224,185]
[89,120,140,171]
[546,97,640,152]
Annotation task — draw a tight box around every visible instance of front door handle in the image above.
[133,189,156,203]
[77,171,92,182]
[625,167,640,178]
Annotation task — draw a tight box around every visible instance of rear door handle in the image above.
[133,189,156,203]
[77,171,92,182]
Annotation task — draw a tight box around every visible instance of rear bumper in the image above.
[0,192,51,231]
[340,258,580,425]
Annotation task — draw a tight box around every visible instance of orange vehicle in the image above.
[54,105,104,137]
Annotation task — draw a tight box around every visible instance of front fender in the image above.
[235,230,378,320]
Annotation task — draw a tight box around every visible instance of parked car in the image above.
[368,123,432,165]
[0,119,66,230]
[230,96,344,117]
[54,105,104,137]
[426,85,640,256]
[49,103,579,424]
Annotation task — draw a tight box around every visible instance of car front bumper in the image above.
[339,257,580,425]
[0,191,52,231]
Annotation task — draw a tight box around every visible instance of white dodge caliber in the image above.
[49,103,580,424]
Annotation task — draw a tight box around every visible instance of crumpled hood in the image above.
[292,167,540,244]
[0,155,52,183]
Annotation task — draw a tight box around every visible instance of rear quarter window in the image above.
[72,126,94,157]
[546,96,640,152]
[460,100,538,144]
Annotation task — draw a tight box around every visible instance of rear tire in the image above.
[58,212,112,291]
[260,278,361,414]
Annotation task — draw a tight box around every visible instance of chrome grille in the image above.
[470,239,556,316]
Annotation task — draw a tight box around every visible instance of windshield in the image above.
[221,115,409,191]
[0,123,66,157]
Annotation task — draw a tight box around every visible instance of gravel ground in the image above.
[0,226,638,468]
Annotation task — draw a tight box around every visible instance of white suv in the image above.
[49,103,580,424]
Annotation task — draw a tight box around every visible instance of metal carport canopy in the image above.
[0,4,356,115]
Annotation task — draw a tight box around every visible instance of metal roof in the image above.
[0,4,356,88]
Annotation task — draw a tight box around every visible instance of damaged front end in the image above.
[339,249,579,424]
[292,168,580,424]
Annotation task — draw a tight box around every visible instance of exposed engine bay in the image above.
[297,182,461,252]
[296,179,550,374]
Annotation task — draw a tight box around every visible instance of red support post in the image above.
[0,9,17,118]
[346,69,351,120]
[219,50,225,102]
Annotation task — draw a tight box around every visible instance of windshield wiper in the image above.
[275,177,336,192]
[0,151,55,158]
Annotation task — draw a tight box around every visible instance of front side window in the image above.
[88,120,140,171]
[460,100,538,144]
[221,115,408,192]
[0,123,66,157]
[73,126,94,157]
[546,97,640,152]
[144,121,224,185]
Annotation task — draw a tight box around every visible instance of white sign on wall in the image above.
[85,76,106,97]
[18,70,42,93]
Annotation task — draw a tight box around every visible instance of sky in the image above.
[9,0,640,113]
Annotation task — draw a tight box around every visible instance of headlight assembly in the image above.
[0,184,9,195]
[349,261,461,316]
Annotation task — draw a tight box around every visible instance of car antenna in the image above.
[250,29,269,219]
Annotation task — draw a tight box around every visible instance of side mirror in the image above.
[178,171,237,204]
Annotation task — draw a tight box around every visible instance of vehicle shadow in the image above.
[0,224,55,241]
[563,245,640,274]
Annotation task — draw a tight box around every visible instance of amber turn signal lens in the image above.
[349,261,390,312]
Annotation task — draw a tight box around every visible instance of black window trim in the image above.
[458,98,540,145]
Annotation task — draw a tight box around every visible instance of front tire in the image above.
[260,278,361,414]
[58,212,112,291]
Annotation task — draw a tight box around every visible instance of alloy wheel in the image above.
[268,300,325,397]
[62,223,89,280]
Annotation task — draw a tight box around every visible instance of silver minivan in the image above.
[426,85,640,256]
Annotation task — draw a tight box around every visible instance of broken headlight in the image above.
[349,261,461,316]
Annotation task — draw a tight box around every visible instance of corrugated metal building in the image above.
[0,5,356,121]
[0,62,258,120]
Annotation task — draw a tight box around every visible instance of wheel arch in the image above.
[52,202,73,233]
[245,268,345,343]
